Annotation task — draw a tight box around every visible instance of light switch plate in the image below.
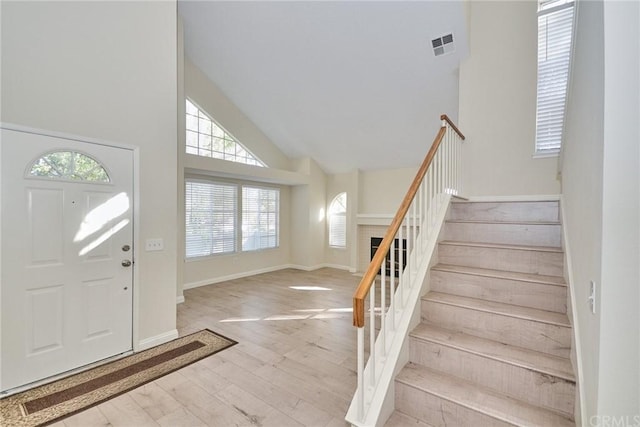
[145,238,164,251]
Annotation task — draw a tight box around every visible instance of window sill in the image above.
[532,151,560,159]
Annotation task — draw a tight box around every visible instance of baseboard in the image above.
[176,295,185,304]
[465,194,561,202]
[286,263,326,271]
[183,263,352,290]
[323,263,351,271]
[183,264,291,290]
[137,329,179,352]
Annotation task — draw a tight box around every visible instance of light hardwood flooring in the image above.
[55,268,361,427]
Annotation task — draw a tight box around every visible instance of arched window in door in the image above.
[328,192,347,248]
[27,151,110,182]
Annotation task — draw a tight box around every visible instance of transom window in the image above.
[185,99,265,167]
[28,151,110,182]
[328,192,347,248]
[185,179,279,258]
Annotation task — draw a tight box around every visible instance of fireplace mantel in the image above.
[356,214,394,226]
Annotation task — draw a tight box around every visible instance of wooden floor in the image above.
[56,268,360,427]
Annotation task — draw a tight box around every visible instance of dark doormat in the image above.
[0,329,236,426]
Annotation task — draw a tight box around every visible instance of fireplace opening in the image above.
[370,237,407,277]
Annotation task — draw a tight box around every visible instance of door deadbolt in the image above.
[122,244,131,252]
[121,259,132,267]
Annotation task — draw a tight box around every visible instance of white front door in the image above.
[1,128,134,392]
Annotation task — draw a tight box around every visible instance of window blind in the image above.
[535,2,574,154]
[242,186,279,251]
[185,181,237,258]
[329,193,347,248]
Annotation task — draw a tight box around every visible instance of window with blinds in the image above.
[186,99,266,167]
[328,193,347,248]
[185,180,280,258]
[185,181,237,258]
[535,0,575,155]
[242,186,279,251]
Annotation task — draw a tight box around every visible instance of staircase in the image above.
[386,200,576,427]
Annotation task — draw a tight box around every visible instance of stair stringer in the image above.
[560,195,586,425]
[346,194,452,427]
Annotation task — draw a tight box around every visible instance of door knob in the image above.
[122,244,131,252]
[121,259,132,267]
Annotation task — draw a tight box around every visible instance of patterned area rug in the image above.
[0,329,236,427]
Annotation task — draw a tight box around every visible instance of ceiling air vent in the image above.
[432,33,455,57]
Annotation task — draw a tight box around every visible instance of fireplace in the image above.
[370,237,407,277]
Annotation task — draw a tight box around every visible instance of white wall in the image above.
[359,168,417,214]
[290,158,327,269]
[597,0,639,420]
[1,1,178,346]
[459,0,560,197]
[561,1,604,422]
[562,0,640,422]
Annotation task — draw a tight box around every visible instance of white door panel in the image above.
[1,128,134,391]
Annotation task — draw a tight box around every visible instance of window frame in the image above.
[534,0,576,157]
[328,192,347,249]
[241,185,280,252]
[26,150,111,183]
[185,177,280,260]
[185,98,266,167]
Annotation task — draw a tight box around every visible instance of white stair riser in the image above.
[421,301,571,358]
[431,270,567,313]
[438,244,564,276]
[409,338,575,416]
[443,222,561,247]
[450,202,559,222]
[395,381,512,427]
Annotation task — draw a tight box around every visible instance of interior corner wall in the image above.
[291,158,327,269]
[560,0,605,422]
[0,1,178,345]
[458,0,560,197]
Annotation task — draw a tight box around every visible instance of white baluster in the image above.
[357,326,364,420]
[381,257,386,356]
[369,276,376,388]
[389,237,395,330]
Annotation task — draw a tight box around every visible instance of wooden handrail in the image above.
[440,114,466,140]
[353,125,447,327]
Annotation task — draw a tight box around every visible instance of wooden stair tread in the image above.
[423,292,571,327]
[440,240,563,253]
[446,219,561,225]
[432,263,566,286]
[411,323,575,381]
[396,363,575,427]
[385,411,435,427]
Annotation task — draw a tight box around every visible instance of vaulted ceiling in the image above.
[179,1,468,174]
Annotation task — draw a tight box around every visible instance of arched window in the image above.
[328,192,347,248]
[28,151,110,182]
